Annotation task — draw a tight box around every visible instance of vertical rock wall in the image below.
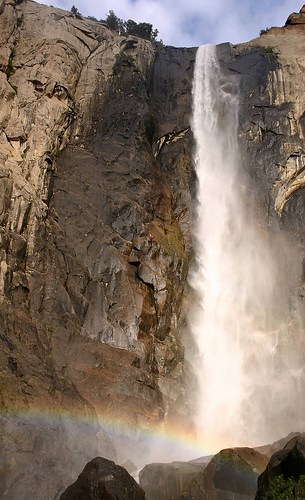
[0,1,196,496]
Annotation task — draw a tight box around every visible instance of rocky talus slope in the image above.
[0,0,305,498]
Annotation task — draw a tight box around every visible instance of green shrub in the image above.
[70,5,82,19]
[145,115,156,145]
[124,19,158,41]
[296,476,305,498]
[16,14,24,27]
[153,39,165,53]
[6,57,14,78]
[262,474,305,500]
[113,52,137,75]
[104,9,160,44]
[263,46,278,63]
[263,476,295,499]
[260,27,270,36]
[51,145,61,161]
[105,10,124,33]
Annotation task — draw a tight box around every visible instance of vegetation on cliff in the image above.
[70,5,162,45]
[104,10,159,42]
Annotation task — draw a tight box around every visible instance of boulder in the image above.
[255,434,305,499]
[60,457,145,500]
[139,460,208,500]
[139,448,269,500]
[188,447,269,500]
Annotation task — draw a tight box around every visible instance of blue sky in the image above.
[39,0,301,46]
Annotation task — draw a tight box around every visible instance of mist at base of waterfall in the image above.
[189,44,305,450]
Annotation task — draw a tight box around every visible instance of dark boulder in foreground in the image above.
[60,457,145,500]
[255,434,305,499]
[188,447,269,500]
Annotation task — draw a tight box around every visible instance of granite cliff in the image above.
[0,0,195,496]
[0,0,305,498]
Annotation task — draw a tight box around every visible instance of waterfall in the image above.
[189,44,305,449]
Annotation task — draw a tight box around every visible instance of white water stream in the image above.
[189,44,305,449]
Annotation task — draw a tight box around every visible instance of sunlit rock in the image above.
[285,5,305,26]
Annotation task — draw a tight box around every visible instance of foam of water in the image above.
[189,44,305,449]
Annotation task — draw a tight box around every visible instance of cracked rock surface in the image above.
[0,1,195,497]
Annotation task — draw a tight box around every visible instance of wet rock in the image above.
[139,460,208,500]
[255,434,305,499]
[217,25,305,418]
[60,457,145,500]
[139,448,269,500]
[187,447,268,500]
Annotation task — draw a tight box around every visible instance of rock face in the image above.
[60,457,145,500]
[139,459,208,500]
[255,435,305,499]
[0,1,195,497]
[286,5,305,26]
[215,27,305,237]
[1,0,305,498]
[0,0,195,416]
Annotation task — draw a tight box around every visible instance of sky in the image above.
[39,0,301,46]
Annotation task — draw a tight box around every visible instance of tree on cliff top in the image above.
[70,6,162,46]
[70,5,82,19]
[105,10,125,34]
[104,10,160,44]
[124,19,159,41]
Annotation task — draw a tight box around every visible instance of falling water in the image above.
[189,44,305,449]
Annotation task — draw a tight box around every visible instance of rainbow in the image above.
[0,405,225,462]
